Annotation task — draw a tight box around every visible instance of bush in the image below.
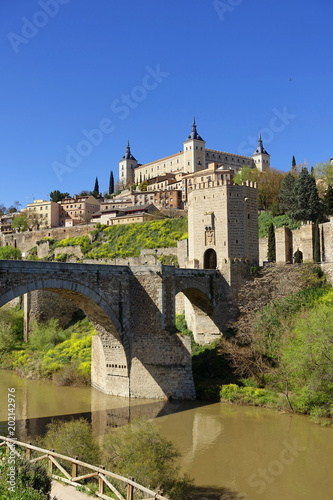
[0,246,22,260]
[42,418,101,469]
[220,384,278,407]
[0,306,24,352]
[281,302,333,417]
[29,318,68,352]
[0,450,51,499]
[103,417,194,499]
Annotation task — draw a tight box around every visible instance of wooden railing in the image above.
[0,435,169,500]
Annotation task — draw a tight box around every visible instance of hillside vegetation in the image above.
[219,264,333,422]
[27,217,188,261]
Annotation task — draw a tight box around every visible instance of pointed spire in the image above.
[122,140,136,161]
[253,131,269,155]
[186,117,204,141]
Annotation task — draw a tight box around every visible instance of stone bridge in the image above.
[0,260,235,400]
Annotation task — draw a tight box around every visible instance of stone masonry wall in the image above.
[259,219,333,266]
[1,225,91,256]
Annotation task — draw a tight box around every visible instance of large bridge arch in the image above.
[0,277,131,397]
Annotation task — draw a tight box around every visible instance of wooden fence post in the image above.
[26,444,31,460]
[99,466,105,494]
[49,450,54,474]
[127,477,134,500]
[72,456,78,478]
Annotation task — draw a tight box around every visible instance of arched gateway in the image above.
[0,260,228,400]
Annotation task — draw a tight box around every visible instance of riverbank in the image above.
[0,310,94,386]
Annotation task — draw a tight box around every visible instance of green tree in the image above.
[323,185,333,216]
[233,166,257,185]
[92,177,99,198]
[108,170,114,195]
[279,173,295,214]
[313,161,333,187]
[49,190,69,202]
[290,167,321,222]
[0,246,22,260]
[292,155,296,169]
[139,180,148,191]
[11,213,28,232]
[0,204,7,215]
[314,220,320,263]
[103,417,193,499]
[267,223,276,262]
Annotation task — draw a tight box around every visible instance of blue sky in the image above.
[0,0,332,209]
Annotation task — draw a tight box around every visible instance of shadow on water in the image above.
[0,399,213,440]
[191,486,242,499]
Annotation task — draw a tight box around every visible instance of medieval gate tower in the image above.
[187,179,259,272]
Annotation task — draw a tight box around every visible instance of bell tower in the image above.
[252,132,270,172]
[119,140,138,187]
[183,117,206,173]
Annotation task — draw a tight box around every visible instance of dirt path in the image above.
[50,480,92,500]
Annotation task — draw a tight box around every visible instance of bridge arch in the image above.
[0,277,131,397]
[0,278,124,342]
[175,283,221,345]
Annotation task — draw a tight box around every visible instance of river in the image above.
[1,370,332,499]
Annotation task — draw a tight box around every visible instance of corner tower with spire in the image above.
[183,117,206,173]
[251,133,270,172]
[119,140,138,188]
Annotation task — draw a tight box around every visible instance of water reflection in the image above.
[0,370,202,440]
[1,370,333,500]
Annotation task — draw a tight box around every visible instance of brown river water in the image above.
[1,370,332,500]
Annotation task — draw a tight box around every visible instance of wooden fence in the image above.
[0,435,170,500]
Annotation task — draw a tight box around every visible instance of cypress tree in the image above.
[323,185,333,216]
[292,156,297,176]
[291,167,321,222]
[292,156,296,168]
[279,173,295,215]
[314,220,320,263]
[94,177,99,194]
[109,171,114,195]
[267,223,276,262]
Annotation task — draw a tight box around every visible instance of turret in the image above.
[183,117,206,173]
[118,140,138,188]
[252,132,270,172]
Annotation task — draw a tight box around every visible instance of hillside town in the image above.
[0,119,270,234]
